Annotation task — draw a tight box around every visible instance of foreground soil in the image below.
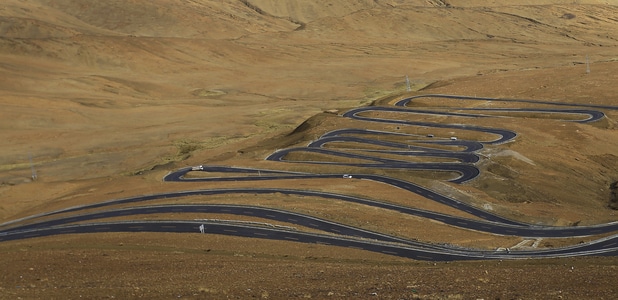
[1,235,617,300]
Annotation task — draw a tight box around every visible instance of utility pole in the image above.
[405,75,411,92]
[29,153,37,181]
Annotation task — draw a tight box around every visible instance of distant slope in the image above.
[445,0,618,6]
[0,0,616,98]
[247,0,618,24]
[1,0,617,103]
[255,1,618,45]
[1,0,297,39]
[244,0,377,23]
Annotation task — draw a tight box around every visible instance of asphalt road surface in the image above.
[2,94,617,261]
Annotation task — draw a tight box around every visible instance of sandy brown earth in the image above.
[1,0,618,299]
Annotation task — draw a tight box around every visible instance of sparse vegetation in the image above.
[1,0,617,298]
[610,181,618,209]
[174,139,202,157]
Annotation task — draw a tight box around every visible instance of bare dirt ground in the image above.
[1,0,618,299]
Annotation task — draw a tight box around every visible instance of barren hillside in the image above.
[0,0,617,298]
[2,0,617,187]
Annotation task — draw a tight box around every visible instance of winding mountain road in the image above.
[2,94,617,261]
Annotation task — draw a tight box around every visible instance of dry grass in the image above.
[1,0,618,298]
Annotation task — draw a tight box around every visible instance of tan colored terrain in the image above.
[1,0,618,298]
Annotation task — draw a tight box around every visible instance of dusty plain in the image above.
[1,0,618,299]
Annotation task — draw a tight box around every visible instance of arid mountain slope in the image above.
[1,0,617,218]
[1,1,618,298]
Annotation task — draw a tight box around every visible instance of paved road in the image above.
[2,94,617,261]
[3,200,617,239]
[2,219,616,261]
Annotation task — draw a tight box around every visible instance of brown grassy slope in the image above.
[414,62,618,225]
[0,1,617,220]
[0,2,618,298]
